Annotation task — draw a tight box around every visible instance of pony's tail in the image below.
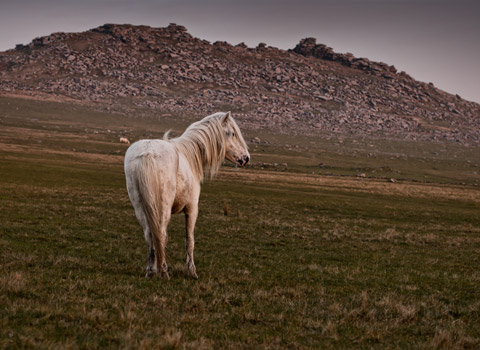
[135,154,165,273]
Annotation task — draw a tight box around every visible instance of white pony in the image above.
[124,112,250,279]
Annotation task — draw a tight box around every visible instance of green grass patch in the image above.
[1,96,479,349]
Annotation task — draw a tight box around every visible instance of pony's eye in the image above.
[232,132,235,137]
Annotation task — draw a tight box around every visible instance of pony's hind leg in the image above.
[139,213,157,278]
[152,211,171,280]
[144,230,157,278]
[129,188,157,278]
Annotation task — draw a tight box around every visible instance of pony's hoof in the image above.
[160,271,170,280]
[145,268,157,278]
[188,265,198,279]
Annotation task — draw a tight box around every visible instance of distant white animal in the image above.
[120,137,130,145]
[124,112,250,279]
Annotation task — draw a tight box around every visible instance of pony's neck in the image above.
[173,122,226,182]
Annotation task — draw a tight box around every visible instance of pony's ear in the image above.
[222,111,231,125]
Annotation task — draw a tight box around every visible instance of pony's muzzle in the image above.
[238,155,250,167]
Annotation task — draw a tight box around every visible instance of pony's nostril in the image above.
[244,156,250,164]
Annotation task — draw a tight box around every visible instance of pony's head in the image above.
[221,112,250,167]
[173,112,250,181]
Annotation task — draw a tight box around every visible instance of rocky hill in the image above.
[1,23,479,144]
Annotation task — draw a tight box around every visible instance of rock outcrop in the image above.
[293,37,400,77]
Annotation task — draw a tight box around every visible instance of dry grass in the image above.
[221,169,480,203]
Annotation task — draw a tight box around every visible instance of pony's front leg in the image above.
[185,206,199,279]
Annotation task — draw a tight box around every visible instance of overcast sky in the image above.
[1,0,479,103]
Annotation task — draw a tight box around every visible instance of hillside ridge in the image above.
[1,23,479,144]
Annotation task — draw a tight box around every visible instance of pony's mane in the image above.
[170,112,246,182]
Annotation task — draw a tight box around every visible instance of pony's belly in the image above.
[171,187,190,214]
[171,201,185,214]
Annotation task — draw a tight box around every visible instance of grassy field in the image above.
[1,96,479,349]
